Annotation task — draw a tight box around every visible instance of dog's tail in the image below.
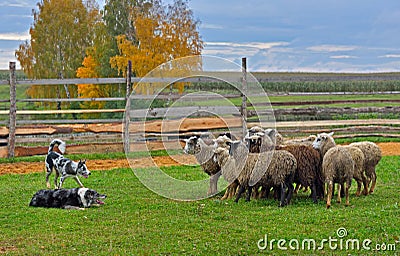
[48,139,66,154]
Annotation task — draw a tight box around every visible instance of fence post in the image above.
[241,57,247,137]
[8,62,17,158]
[124,61,132,153]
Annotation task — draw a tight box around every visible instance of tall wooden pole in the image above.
[241,57,248,137]
[124,61,132,153]
[8,62,17,158]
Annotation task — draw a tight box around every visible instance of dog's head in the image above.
[79,188,107,208]
[77,159,91,178]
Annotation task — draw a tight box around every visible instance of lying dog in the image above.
[29,188,106,210]
[45,139,91,189]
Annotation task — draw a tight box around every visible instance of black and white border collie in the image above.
[45,139,91,189]
[29,188,106,210]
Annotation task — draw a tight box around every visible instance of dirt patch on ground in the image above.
[0,155,197,175]
[0,143,398,176]
[375,142,400,157]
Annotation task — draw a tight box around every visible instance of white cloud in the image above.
[0,31,30,41]
[206,41,289,49]
[200,23,224,30]
[203,41,290,62]
[329,55,358,59]
[378,54,400,58]
[307,45,357,52]
[0,50,20,70]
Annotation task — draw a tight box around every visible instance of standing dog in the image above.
[45,139,91,189]
[29,188,106,210]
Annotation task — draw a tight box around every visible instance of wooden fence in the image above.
[1,59,400,158]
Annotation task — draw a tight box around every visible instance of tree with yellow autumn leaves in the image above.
[85,0,204,95]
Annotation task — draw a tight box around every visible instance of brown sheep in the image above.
[277,144,324,203]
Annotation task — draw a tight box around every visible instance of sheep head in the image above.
[312,132,335,155]
[183,136,200,154]
[213,147,229,166]
[213,135,232,149]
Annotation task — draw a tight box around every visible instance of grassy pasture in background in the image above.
[0,156,398,255]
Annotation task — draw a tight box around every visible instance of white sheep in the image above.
[342,145,368,196]
[312,132,354,208]
[183,136,220,195]
[349,141,382,194]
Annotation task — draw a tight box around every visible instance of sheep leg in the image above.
[229,181,239,199]
[234,185,245,203]
[355,179,362,197]
[353,174,362,197]
[252,185,260,199]
[279,183,287,207]
[358,172,368,195]
[340,184,345,198]
[337,183,342,204]
[326,182,333,209]
[285,182,294,205]
[273,186,280,200]
[316,180,324,200]
[311,182,318,204]
[369,169,377,194]
[345,181,351,206]
[208,172,221,196]
[221,181,237,200]
[246,186,253,202]
[366,176,372,187]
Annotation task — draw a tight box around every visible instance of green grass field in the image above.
[0,156,398,255]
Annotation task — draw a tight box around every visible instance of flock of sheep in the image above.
[183,126,382,208]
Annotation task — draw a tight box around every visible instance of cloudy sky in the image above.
[1,0,400,72]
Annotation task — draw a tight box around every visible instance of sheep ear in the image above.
[328,132,334,137]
